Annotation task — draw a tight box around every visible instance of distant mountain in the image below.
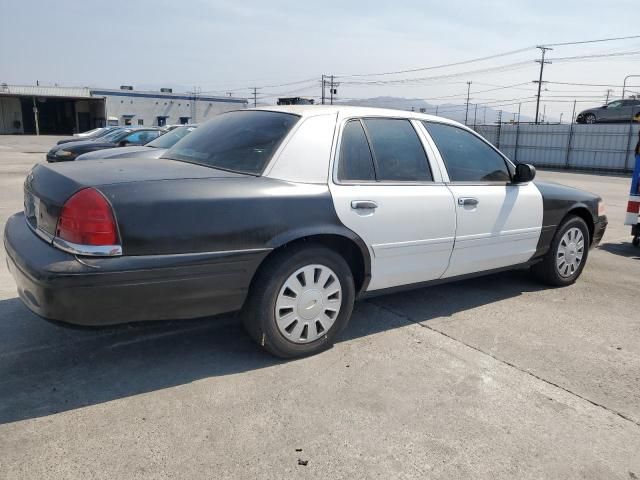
[337,96,533,124]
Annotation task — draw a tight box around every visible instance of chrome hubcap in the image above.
[275,264,342,344]
[556,227,585,278]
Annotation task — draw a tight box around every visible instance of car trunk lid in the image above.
[24,157,245,237]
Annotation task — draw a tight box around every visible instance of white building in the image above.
[0,84,247,134]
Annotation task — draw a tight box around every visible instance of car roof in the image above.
[252,105,465,127]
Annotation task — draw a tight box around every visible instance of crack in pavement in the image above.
[365,299,640,428]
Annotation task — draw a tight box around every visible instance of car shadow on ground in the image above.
[598,242,640,260]
[0,269,544,424]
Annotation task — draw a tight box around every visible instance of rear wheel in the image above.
[242,245,355,358]
[584,113,596,124]
[532,216,590,286]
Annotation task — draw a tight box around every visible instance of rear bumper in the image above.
[4,213,269,326]
[593,215,607,246]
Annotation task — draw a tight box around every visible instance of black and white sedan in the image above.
[5,106,607,358]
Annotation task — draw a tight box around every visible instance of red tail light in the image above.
[56,188,119,245]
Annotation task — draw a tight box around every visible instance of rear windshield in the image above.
[162,110,299,175]
[148,126,196,149]
[101,129,130,142]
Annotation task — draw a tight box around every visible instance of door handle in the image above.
[351,200,378,210]
[458,197,479,207]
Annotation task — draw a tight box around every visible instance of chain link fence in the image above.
[473,123,639,173]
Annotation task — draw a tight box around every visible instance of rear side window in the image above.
[164,111,299,175]
[363,119,432,182]
[423,122,511,182]
[338,120,375,181]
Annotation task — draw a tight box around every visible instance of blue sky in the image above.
[2,0,640,120]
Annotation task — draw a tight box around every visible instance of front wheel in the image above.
[242,245,355,358]
[532,216,590,286]
[584,113,597,124]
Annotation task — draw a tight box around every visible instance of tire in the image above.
[531,215,590,286]
[584,113,596,124]
[633,236,640,248]
[241,244,355,358]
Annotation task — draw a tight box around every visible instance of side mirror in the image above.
[119,140,129,147]
[514,163,536,183]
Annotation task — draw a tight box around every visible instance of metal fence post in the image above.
[564,100,576,169]
[625,113,636,171]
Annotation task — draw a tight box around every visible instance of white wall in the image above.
[101,93,246,126]
[0,97,23,134]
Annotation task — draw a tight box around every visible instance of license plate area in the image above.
[24,189,41,230]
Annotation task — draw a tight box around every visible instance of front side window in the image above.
[607,100,624,109]
[423,122,510,182]
[337,120,375,181]
[164,111,299,175]
[363,119,432,182]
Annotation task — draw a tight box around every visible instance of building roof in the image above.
[0,84,247,104]
[90,88,247,104]
[0,84,92,98]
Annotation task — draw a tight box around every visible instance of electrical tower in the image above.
[252,87,259,107]
[533,46,552,125]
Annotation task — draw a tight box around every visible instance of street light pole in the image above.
[622,75,640,99]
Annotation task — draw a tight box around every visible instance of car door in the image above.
[621,100,640,122]
[329,116,456,291]
[421,121,543,278]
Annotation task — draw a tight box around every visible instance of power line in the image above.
[335,46,535,78]
[542,35,640,47]
[549,50,640,62]
[545,80,640,88]
[340,60,534,86]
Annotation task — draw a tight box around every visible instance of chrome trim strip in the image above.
[25,217,54,243]
[52,237,123,257]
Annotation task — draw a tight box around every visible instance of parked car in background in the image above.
[46,128,163,162]
[56,126,122,145]
[76,125,198,161]
[163,123,198,132]
[7,107,607,358]
[576,99,640,124]
[74,127,111,138]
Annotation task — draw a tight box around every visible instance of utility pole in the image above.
[464,81,472,125]
[321,75,325,105]
[330,75,334,105]
[435,105,439,116]
[542,104,546,123]
[533,46,552,125]
[32,97,39,136]
[483,106,487,124]
[252,87,258,107]
[473,103,478,129]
